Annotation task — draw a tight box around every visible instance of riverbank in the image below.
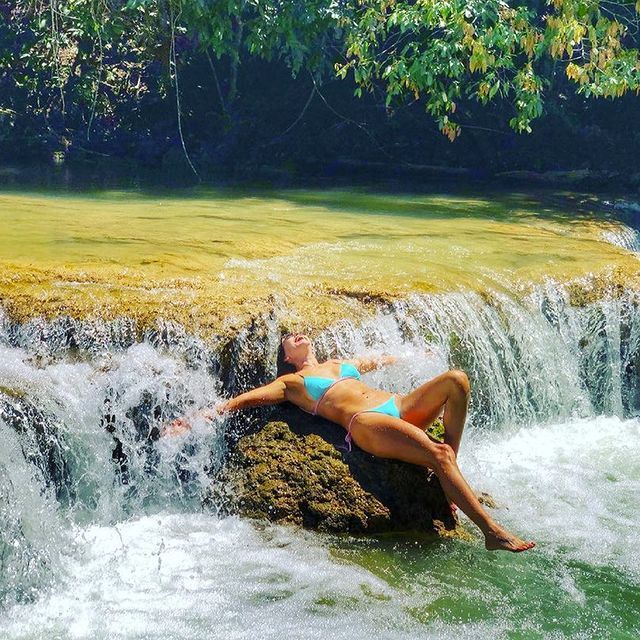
[3,158,640,195]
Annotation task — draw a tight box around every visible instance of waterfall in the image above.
[601,205,640,252]
[1,279,639,606]
[315,283,640,427]
[0,337,226,606]
[601,224,640,253]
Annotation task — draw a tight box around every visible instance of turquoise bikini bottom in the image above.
[344,395,401,451]
[367,395,401,418]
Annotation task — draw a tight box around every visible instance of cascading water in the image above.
[0,279,639,638]
[601,204,640,252]
[315,282,640,425]
[601,222,640,253]
[0,333,226,609]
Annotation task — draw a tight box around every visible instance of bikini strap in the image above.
[340,410,365,452]
[341,395,400,453]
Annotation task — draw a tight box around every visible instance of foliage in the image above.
[0,0,639,153]
[0,1,340,114]
[339,0,640,139]
[1,1,164,145]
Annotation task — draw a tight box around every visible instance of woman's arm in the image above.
[218,378,288,413]
[347,355,398,374]
[161,377,290,436]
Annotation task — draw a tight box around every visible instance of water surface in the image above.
[1,186,638,333]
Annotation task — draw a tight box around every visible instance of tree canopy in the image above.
[340,0,640,139]
[1,1,639,162]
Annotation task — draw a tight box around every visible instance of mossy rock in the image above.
[567,268,639,307]
[215,413,456,535]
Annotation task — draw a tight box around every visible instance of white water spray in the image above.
[1,278,639,637]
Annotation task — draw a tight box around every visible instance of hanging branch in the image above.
[86,2,104,140]
[204,49,227,115]
[49,0,66,114]
[279,83,316,137]
[309,72,394,160]
[169,0,199,177]
[258,83,316,150]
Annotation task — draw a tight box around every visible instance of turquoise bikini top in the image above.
[301,362,361,401]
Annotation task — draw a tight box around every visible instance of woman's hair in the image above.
[276,335,297,376]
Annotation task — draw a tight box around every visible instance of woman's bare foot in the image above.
[484,527,536,552]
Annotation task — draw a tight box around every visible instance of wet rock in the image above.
[495,169,620,187]
[566,268,638,307]
[328,158,475,180]
[214,407,456,535]
[0,391,73,503]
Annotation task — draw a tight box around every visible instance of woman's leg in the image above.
[399,370,470,455]
[349,413,534,552]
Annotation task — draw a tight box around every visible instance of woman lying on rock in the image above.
[164,332,535,553]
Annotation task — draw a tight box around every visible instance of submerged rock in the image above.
[214,408,456,535]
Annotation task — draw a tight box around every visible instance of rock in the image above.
[0,391,73,502]
[613,199,640,214]
[213,407,457,535]
[327,158,475,180]
[566,268,637,307]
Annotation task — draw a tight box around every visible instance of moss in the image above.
[567,268,640,308]
[0,386,26,399]
[0,263,394,342]
[433,520,476,542]
[427,418,445,441]
[217,420,457,535]
[448,331,475,372]
[477,492,498,509]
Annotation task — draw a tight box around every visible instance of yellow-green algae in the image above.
[1,187,639,338]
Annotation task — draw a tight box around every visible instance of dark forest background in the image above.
[1,1,638,184]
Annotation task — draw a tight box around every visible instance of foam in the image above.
[463,416,640,578]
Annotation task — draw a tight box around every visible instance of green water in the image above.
[335,537,638,637]
[1,184,637,332]
[327,415,640,638]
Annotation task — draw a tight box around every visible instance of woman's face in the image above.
[282,333,312,362]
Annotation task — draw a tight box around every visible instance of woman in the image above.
[166,333,535,553]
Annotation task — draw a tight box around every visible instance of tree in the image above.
[0,1,639,155]
[338,0,640,139]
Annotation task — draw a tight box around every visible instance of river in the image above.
[0,179,639,638]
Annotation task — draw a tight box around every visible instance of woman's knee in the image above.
[447,369,470,396]
[432,442,456,470]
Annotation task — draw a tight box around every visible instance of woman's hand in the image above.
[351,355,398,373]
[160,401,229,438]
[201,401,229,420]
[160,416,193,438]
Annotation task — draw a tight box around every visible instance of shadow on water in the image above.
[0,162,635,228]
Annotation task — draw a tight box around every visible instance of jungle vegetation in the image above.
[1,1,639,176]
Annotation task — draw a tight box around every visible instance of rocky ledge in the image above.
[212,406,457,535]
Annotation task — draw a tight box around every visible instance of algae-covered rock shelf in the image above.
[2,187,640,340]
[213,418,456,535]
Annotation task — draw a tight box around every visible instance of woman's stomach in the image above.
[316,382,397,427]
